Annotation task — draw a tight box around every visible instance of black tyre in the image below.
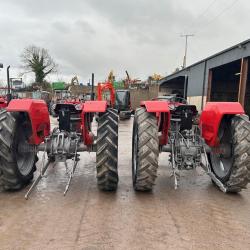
[0,110,37,190]
[210,115,250,193]
[132,108,159,191]
[96,108,119,191]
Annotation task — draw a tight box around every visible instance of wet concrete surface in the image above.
[1,117,250,249]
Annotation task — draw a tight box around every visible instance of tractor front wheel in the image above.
[0,110,37,190]
[210,115,250,193]
[132,108,159,191]
[96,108,119,191]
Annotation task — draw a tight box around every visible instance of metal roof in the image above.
[160,38,250,84]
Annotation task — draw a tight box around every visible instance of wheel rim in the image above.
[210,150,233,179]
[210,120,233,179]
[16,132,35,176]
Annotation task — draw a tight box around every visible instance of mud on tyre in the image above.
[0,110,37,190]
[96,108,119,191]
[132,107,159,191]
[209,114,250,193]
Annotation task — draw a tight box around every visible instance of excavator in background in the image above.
[125,70,141,86]
[97,80,115,106]
[70,76,79,85]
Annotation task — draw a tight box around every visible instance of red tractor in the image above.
[132,96,250,193]
[0,91,119,198]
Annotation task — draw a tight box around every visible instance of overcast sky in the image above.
[0,0,249,84]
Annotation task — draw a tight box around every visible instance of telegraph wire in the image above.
[200,0,240,28]
[185,0,219,33]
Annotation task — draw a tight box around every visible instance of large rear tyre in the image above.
[210,115,250,193]
[96,108,119,191]
[132,108,159,191]
[0,110,37,190]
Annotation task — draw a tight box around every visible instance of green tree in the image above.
[21,45,57,84]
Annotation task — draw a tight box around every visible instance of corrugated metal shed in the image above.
[159,39,250,110]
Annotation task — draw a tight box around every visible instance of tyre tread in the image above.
[0,111,37,190]
[96,108,119,191]
[133,108,159,191]
[226,115,250,192]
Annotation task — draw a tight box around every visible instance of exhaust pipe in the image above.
[91,73,94,100]
[6,65,12,104]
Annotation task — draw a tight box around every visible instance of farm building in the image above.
[159,39,250,114]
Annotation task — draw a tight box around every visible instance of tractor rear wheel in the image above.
[132,108,159,191]
[0,110,37,190]
[96,108,119,191]
[209,115,250,193]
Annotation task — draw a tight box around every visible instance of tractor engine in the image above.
[170,105,202,170]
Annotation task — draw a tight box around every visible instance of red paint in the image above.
[81,101,107,145]
[141,100,170,145]
[97,81,115,107]
[141,101,170,112]
[81,112,94,145]
[200,102,244,146]
[84,101,107,112]
[7,99,50,145]
[0,97,7,108]
[159,112,170,145]
[64,97,82,105]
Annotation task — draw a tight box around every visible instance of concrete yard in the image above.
[0,117,250,250]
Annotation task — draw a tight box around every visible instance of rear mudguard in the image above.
[200,102,245,147]
[141,100,170,113]
[82,100,108,145]
[83,101,107,113]
[141,100,170,145]
[7,99,50,145]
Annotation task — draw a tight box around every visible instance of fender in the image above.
[141,100,170,112]
[82,101,107,145]
[200,102,244,147]
[7,99,50,145]
[83,101,107,113]
[141,100,170,145]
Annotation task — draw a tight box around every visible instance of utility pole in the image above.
[181,34,194,68]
